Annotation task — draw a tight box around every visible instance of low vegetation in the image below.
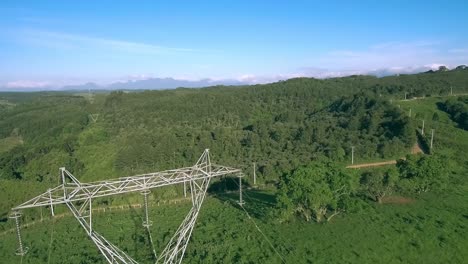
[439,96,468,130]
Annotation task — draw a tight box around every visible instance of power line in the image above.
[145,226,158,261]
[239,205,287,264]
[47,219,55,264]
[230,178,290,263]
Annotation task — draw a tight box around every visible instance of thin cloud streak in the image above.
[316,41,444,70]
[448,48,468,53]
[15,29,203,55]
[2,39,467,89]
[234,41,467,84]
[5,80,51,88]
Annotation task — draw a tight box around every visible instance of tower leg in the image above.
[141,190,153,227]
[141,189,157,259]
[9,211,29,256]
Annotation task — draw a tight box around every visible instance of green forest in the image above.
[0,68,467,263]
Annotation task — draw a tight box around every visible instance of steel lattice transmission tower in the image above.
[11,149,241,264]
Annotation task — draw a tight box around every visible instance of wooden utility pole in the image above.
[253,162,256,185]
[430,129,435,149]
[238,174,245,206]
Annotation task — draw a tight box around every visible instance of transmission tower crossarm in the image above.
[13,165,240,211]
[11,149,242,264]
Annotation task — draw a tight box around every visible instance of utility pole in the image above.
[351,146,355,165]
[421,120,425,135]
[238,173,245,206]
[430,129,435,150]
[253,162,256,186]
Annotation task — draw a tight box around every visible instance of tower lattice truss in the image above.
[11,149,241,264]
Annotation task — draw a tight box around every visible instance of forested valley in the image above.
[0,68,467,263]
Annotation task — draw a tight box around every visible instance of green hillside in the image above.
[0,70,467,263]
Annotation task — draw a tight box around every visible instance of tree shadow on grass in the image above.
[209,180,277,220]
[124,197,155,262]
[207,176,251,193]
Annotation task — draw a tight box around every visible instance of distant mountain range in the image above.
[0,78,248,92]
[1,65,467,92]
[107,77,246,90]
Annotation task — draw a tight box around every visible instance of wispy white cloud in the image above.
[448,48,468,54]
[2,39,467,89]
[5,80,51,88]
[236,73,305,84]
[235,63,462,85]
[14,29,200,55]
[314,41,446,70]
[239,41,466,83]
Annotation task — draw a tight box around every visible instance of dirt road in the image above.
[346,160,397,169]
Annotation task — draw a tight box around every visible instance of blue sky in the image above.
[1,0,467,88]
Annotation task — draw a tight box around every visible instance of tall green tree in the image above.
[361,167,399,203]
[277,159,358,223]
[397,154,449,193]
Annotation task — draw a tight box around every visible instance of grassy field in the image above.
[0,99,15,107]
[0,136,23,154]
[0,187,466,264]
[0,97,467,263]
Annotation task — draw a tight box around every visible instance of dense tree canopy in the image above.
[440,96,468,130]
[0,69,466,210]
[397,154,449,193]
[276,159,358,222]
[361,167,399,203]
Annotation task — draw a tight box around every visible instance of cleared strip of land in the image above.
[346,160,397,169]
[347,142,425,169]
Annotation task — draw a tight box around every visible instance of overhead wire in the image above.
[229,177,289,263]
[47,218,55,264]
[145,225,158,260]
[239,204,287,264]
